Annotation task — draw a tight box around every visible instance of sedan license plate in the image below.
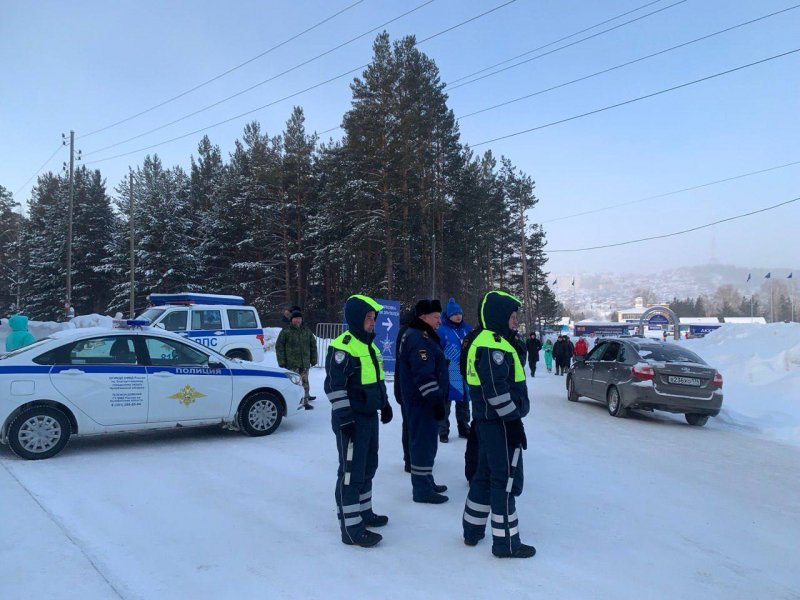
[667,375,701,387]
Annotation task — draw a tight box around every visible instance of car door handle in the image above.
[214,331,224,335]
[153,371,175,378]
[60,368,85,375]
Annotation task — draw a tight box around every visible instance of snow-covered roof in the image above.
[679,317,721,325]
[724,317,767,324]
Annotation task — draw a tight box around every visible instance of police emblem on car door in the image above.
[143,336,233,422]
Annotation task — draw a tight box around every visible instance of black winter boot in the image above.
[343,530,383,548]
[364,513,389,527]
[414,493,449,504]
[493,543,536,558]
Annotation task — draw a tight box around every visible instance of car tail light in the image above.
[256,333,265,348]
[632,363,655,381]
[713,372,723,388]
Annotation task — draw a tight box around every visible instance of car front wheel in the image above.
[567,376,579,402]
[8,406,71,460]
[607,386,628,418]
[239,392,283,436]
[685,413,709,427]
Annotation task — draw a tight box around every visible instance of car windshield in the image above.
[0,338,53,360]
[634,344,705,364]
[136,308,165,323]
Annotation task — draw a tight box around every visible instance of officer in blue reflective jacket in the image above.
[462,290,536,559]
[324,294,393,548]
[398,299,450,504]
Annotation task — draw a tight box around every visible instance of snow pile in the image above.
[262,326,282,350]
[682,323,800,446]
[0,313,115,349]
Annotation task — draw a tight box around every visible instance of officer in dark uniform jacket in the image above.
[462,290,536,558]
[398,299,450,504]
[324,294,393,548]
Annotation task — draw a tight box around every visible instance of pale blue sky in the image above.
[2,0,798,275]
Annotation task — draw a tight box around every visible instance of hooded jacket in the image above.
[438,298,473,401]
[466,291,530,422]
[324,296,388,420]
[4,315,36,352]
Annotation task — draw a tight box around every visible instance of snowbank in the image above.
[0,313,115,349]
[682,323,800,447]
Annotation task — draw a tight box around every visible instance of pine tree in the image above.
[0,185,24,313]
[22,173,68,319]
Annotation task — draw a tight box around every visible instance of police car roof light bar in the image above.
[113,319,151,329]
[148,293,245,306]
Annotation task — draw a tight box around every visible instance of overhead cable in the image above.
[80,0,366,139]
[471,48,800,147]
[546,197,800,252]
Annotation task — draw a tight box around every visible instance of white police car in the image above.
[0,322,306,460]
[137,293,265,362]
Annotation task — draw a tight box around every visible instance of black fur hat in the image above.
[414,298,442,317]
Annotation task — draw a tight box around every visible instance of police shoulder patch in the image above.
[418,349,428,361]
[342,334,352,344]
[334,350,346,364]
[493,333,502,342]
[492,350,505,365]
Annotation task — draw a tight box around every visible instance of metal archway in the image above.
[638,306,681,340]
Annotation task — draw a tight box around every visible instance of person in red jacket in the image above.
[574,337,589,362]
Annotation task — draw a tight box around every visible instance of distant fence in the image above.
[315,322,345,367]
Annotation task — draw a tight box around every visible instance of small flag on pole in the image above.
[765,272,772,279]
[552,278,558,286]
[789,273,794,279]
[571,278,575,286]
[746,273,751,282]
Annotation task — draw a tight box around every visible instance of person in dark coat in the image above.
[398,299,449,504]
[275,308,317,409]
[393,308,415,472]
[324,295,393,548]
[525,332,542,377]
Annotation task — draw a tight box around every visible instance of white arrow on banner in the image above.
[382,320,393,331]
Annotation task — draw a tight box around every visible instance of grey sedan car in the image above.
[566,337,723,426]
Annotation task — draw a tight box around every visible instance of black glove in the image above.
[505,418,527,450]
[340,419,355,439]
[433,401,446,421]
[380,402,393,424]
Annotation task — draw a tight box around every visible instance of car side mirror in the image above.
[208,360,225,370]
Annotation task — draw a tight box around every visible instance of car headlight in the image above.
[288,373,302,386]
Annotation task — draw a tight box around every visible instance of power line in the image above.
[315,0,689,135]
[544,160,800,224]
[546,196,800,253]
[458,4,800,121]
[84,1,517,165]
[447,0,687,91]
[471,48,800,147]
[80,0,366,139]
[416,0,516,44]
[13,144,65,198]
[84,0,437,156]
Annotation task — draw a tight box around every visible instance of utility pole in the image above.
[129,171,135,318]
[66,130,74,318]
[519,204,531,332]
[62,131,80,319]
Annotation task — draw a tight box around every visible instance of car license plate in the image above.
[667,375,701,386]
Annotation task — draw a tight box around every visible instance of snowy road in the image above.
[2,368,799,599]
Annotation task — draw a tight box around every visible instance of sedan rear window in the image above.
[634,344,705,364]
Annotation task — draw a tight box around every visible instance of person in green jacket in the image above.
[543,339,554,373]
[4,315,36,352]
[276,308,318,409]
